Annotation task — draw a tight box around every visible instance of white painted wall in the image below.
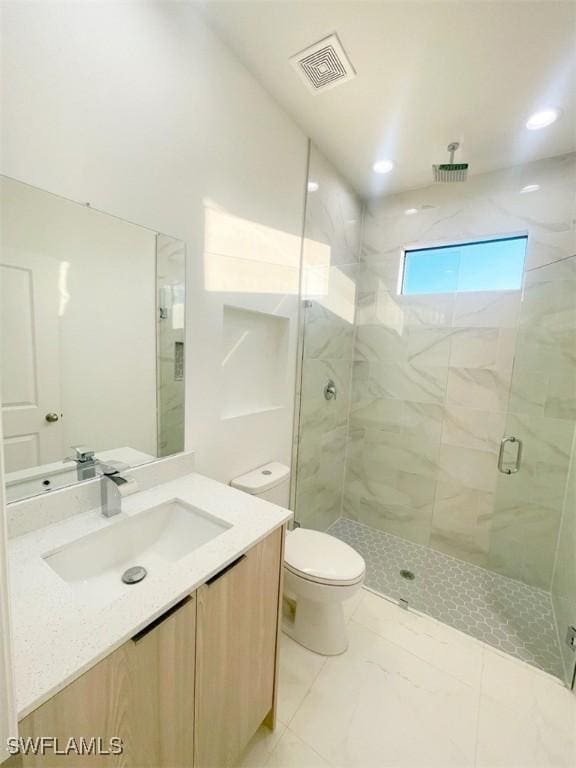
[0,1,308,483]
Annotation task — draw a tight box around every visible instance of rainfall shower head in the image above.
[433,142,469,182]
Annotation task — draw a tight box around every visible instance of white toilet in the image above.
[231,462,365,656]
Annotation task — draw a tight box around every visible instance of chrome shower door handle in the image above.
[498,436,523,475]
[515,437,523,472]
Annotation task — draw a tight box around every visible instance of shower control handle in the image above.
[498,436,523,475]
[324,380,337,401]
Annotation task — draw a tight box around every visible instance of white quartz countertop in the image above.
[8,472,292,719]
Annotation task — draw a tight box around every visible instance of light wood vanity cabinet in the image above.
[19,528,284,768]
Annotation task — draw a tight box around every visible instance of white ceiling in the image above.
[200,1,576,198]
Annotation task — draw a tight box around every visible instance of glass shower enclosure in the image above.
[292,145,576,686]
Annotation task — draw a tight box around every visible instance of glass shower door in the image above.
[553,430,576,689]
[489,256,576,685]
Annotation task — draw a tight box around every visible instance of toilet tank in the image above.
[230,462,290,507]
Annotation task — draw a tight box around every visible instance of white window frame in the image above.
[397,230,528,296]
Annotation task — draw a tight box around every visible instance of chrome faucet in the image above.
[97,461,130,518]
[65,445,97,481]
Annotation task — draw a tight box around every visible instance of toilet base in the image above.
[282,595,348,656]
[282,558,365,657]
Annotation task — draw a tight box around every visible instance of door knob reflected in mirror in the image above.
[45,412,60,423]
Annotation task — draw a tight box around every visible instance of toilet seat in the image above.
[284,528,365,587]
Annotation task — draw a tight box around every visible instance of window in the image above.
[401,235,527,295]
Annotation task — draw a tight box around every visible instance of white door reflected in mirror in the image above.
[1,250,63,470]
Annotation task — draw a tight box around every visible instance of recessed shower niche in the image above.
[221,305,289,420]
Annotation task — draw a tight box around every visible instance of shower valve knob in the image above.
[324,380,337,401]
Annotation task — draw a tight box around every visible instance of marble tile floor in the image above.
[237,588,576,768]
[325,517,566,679]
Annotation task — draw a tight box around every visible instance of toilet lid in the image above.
[285,528,365,586]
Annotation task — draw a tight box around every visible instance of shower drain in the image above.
[400,569,415,581]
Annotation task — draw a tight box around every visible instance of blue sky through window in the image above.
[402,236,527,295]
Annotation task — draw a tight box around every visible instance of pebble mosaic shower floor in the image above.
[327,516,565,679]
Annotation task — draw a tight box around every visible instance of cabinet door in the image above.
[130,593,196,767]
[19,594,196,768]
[19,643,134,768]
[194,529,283,768]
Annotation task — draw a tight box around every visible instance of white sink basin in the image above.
[43,499,231,607]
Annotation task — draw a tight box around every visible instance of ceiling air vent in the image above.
[290,34,356,94]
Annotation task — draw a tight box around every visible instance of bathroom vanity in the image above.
[8,470,291,768]
[1,175,293,767]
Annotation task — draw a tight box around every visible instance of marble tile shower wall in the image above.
[344,153,576,590]
[294,146,363,531]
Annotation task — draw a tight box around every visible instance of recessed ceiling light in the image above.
[373,159,394,174]
[526,108,560,130]
[404,208,419,215]
[520,184,540,194]
[307,181,319,192]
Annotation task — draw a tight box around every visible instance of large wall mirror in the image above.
[0,176,185,502]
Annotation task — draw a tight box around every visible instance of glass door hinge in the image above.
[566,625,576,651]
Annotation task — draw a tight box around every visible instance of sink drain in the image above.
[122,566,147,585]
[400,569,415,581]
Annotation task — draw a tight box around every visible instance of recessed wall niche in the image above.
[221,305,289,420]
